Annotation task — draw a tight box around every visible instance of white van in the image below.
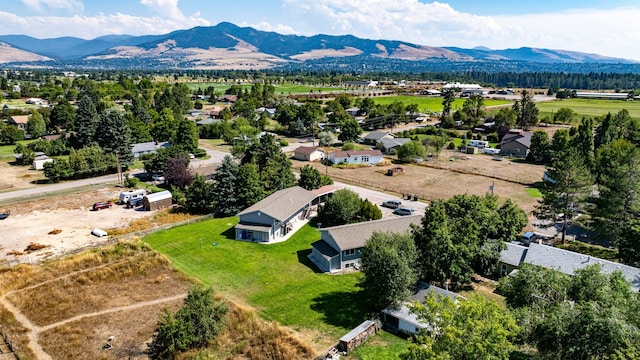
[468,140,489,149]
[119,189,147,204]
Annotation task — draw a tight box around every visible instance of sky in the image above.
[1,0,639,61]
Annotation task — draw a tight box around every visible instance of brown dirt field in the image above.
[0,242,318,360]
[294,151,545,214]
[0,160,45,193]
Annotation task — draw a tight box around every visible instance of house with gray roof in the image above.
[363,131,393,145]
[309,215,421,273]
[498,241,640,291]
[328,149,383,165]
[131,141,170,159]
[381,283,461,336]
[235,186,317,243]
[379,137,411,155]
[500,129,532,158]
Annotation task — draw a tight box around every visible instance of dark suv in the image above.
[125,198,143,209]
[92,202,112,211]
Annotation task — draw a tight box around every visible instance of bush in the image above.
[447,141,456,149]
[191,148,207,158]
[342,142,356,151]
[486,133,499,142]
[279,139,289,147]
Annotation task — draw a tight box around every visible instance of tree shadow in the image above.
[296,249,323,274]
[310,289,372,329]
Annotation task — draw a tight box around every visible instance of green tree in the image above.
[317,131,335,147]
[212,155,241,216]
[338,118,362,143]
[441,89,455,118]
[235,163,265,210]
[14,143,35,165]
[493,107,517,129]
[402,295,519,360]
[571,117,596,172]
[73,95,100,148]
[26,110,47,139]
[318,189,362,227]
[148,308,190,359]
[173,118,199,152]
[396,140,426,162]
[536,148,594,243]
[360,231,418,310]
[526,130,550,163]
[461,94,485,127]
[96,107,134,163]
[553,107,576,124]
[49,98,75,131]
[359,199,382,221]
[151,108,178,143]
[512,90,538,130]
[298,164,323,190]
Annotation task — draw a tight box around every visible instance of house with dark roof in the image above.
[131,141,170,159]
[294,146,325,162]
[500,129,532,157]
[379,137,411,155]
[381,283,462,336]
[498,241,640,291]
[309,215,421,273]
[363,131,393,145]
[235,186,317,243]
[329,150,383,165]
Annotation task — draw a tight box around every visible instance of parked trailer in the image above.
[119,189,147,204]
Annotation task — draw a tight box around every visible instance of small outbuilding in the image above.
[294,146,324,162]
[142,190,172,211]
[338,320,380,353]
[32,155,54,170]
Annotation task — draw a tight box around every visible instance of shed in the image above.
[338,320,379,353]
[32,155,54,170]
[293,146,324,162]
[142,190,172,211]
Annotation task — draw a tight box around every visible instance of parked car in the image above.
[393,206,415,216]
[382,200,402,209]
[0,212,9,220]
[92,202,112,211]
[483,147,501,155]
[91,228,108,237]
[152,174,165,182]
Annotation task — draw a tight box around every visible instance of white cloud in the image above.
[281,0,640,60]
[0,12,209,40]
[139,0,185,21]
[20,0,83,12]
[244,21,296,35]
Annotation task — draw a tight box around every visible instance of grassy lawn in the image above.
[345,330,409,359]
[373,96,512,113]
[0,140,32,159]
[525,187,542,198]
[537,99,640,120]
[144,218,369,345]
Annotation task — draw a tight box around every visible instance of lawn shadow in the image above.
[296,249,323,274]
[310,289,372,329]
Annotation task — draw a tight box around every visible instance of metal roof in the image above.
[144,190,172,202]
[311,240,339,260]
[237,186,316,222]
[363,131,391,141]
[322,215,421,250]
[340,320,377,343]
[131,141,170,153]
[379,137,411,150]
[499,242,529,267]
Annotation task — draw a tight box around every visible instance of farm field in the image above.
[537,98,640,119]
[372,95,512,113]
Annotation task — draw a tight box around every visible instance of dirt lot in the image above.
[0,187,158,265]
[0,160,45,193]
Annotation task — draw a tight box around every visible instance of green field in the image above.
[144,217,401,357]
[0,140,32,159]
[185,82,346,95]
[373,96,512,113]
[537,99,640,120]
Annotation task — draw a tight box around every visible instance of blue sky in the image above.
[1,0,639,60]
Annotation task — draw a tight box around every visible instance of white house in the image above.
[294,146,325,162]
[235,186,317,243]
[131,141,170,159]
[329,150,383,165]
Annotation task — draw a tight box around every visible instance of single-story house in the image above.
[500,129,532,158]
[193,164,217,181]
[219,95,238,104]
[32,155,54,170]
[7,115,29,131]
[363,131,392,145]
[381,283,461,336]
[132,141,170,159]
[378,137,411,155]
[309,215,421,273]
[498,241,640,291]
[294,146,325,162]
[497,242,528,276]
[196,118,221,126]
[143,190,172,211]
[235,186,317,243]
[256,107,276,117]
[328,150,383,165]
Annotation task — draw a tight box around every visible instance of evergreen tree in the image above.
[96,107,134,163]
[236,163,265,210]
[298,164,323,190]
[512,90,539,130]
[183,175,216,214]
[26,110,46,138]
[571,117,595,172]
[527,130,550,163]
[73,95,100,148]
[441,89,455,118]
[211,155,240,217]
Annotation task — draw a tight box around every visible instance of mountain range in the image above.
[0,22,636,71]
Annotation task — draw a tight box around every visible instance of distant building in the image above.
[131,141,170,159]
[328,150,383,165]
[500,129,532,158]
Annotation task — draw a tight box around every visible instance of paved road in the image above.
[335,180,428,218]
[0,148,230,204]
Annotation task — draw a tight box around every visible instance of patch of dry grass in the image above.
[0,305,34,359]
[107,209,198,236]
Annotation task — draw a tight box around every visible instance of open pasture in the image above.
[537,98,640,119]
[373,95,512,113]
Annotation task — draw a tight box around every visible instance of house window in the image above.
[501,264,507,276]
[345,262,355,269]
[344,249,355,256]
[362,155,369,163]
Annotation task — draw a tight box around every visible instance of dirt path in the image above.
[0,283,186,359]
